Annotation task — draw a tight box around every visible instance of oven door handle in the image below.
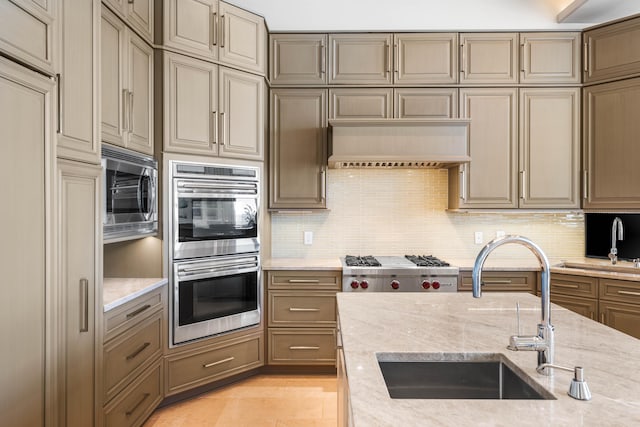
[178,264,259,278]
[177,181,258,193]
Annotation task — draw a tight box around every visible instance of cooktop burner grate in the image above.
[405,255,450,267]
[345,255,381,267]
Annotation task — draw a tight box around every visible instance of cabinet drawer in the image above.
[599,278,640,304]
[268,328,336,365]
[550,273,598,298]
[459,271,536,292]
[104,361,163,427]
[267,270,341,291]
[269,291,337,327]
[104,313,163,402]
[551,294,598,321]
[104,288,164,341]
[166,333,263,395]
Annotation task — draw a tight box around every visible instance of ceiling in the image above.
[226,0,640,32]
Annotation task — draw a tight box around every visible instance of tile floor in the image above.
[143,374,338,427]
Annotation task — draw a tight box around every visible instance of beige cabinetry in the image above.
[583,78,640,209]
[0,57,54,427]
[102,0,153,43]
[584,16,640,84]
[56,160,102,427]
[329,88,393,119]
[161,0,266,75]
[394,33,458,84]
[269,89,327,210]
[459,271,537,293]
[459,33,519,84]
[549,273,598,321]
[270,33,327,85]
[394,88,458,118]
[519,32,581,84]
[599,279,640,339]
[329,33,393,85]
[56,0,100,164]
[161,51,264,160]
[266,270,341,366]
[101,6,154,155]
[0,0,56,75]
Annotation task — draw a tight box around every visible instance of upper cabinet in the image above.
[160,0,267,76]
[0,0,56,75]
[394,88,458,119]
[56,0,100,164]
[270,33,327,85]
[329,88,393,119]
[101,6,154,155]
[103,0,154,44]
[459,33,519,84]
[394,33,458,85]
[584,16,640,84]
[329,33,393,85]
[520,32,581,84]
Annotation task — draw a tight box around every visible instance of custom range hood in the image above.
[328,119,471,169]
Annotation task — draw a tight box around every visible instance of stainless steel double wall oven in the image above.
[169,161,261,346]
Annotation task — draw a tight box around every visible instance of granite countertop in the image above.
[337,292,640,426]
[262,258,342,271]
[103,277,168,312]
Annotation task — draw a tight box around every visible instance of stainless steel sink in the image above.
[555,261,640,274]
[377,353,556,400]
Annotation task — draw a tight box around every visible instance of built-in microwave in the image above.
[102,144,158,243]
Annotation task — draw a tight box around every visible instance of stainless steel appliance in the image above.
[172,253,261,345]
[171,161,259,260]
[102,144,158,243]
[341,255,458,292]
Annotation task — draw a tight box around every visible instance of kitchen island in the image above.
[337,292,640,426]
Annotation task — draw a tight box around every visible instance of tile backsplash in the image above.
[270,169,584,260]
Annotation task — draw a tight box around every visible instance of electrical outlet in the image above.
[474,231,483,245]
[496,230,505,239]
[303,231,313,245]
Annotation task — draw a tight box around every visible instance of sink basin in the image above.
[556,261,640,274]
[377,353,556,400]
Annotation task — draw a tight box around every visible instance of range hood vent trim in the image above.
[328,119,471,169]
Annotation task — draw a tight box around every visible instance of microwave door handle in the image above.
[141,174,155,221]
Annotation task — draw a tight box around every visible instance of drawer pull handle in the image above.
[289,346,320,350]
[288,279,320,283]
[126,304,152,319]
[289,307,320,312]
[553,283,579,289]
[618,290,640,297]
[203,356,235,368]
[125,393,150,417]
[482,280,512,285]
[126,342,151,361]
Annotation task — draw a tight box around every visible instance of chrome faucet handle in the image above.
[634,258,640,268]
[516,302,521,335]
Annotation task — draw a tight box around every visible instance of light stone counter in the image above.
[262,258,342,271]
[337,292,640,426]
[103,277,167,312]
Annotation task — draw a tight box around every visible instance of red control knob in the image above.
[350,280,359,289]
[422,280,431,289]
[432,281,441,290]
[360,280,369,289]
[391,280,400,290]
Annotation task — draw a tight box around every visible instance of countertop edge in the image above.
[103,277,168,312]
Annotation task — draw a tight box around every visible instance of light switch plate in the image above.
[304,231,313,245]
[474,231,483,245]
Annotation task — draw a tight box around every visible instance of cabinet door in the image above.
[519,88,580,208]
[163,0,218,61]
[394,33,458,85]
[57,160,100,427]
[329,88,393,119]
[56,0,100,163]
[0,0,55,75]
[0,57,54,427]
[583,78,640,209]
[101,7,127,148]
[126,0,153,43]
[600,301,640,339]
[163,52,218,155]
[460,33,518,84]
[584,16,640,83]
[270,33,327,85]
[219,67,264,160]
[550,294,598,321]
[452,88,518,208]
[127,30,154,155]
[270,89,327,209]
[394,88,458,118]
[520,32,581,84]
[219,1,266,75]
[329,34,392,84]
[458,271,536,293]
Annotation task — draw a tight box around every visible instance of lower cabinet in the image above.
[458,271,537,293]
[266,270,341,366]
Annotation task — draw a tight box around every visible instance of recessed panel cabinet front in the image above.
[329,34,392,85]
[270,89,327,209]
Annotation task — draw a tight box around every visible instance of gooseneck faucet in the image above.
[609,217,624,265]
[472,235,555,376]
